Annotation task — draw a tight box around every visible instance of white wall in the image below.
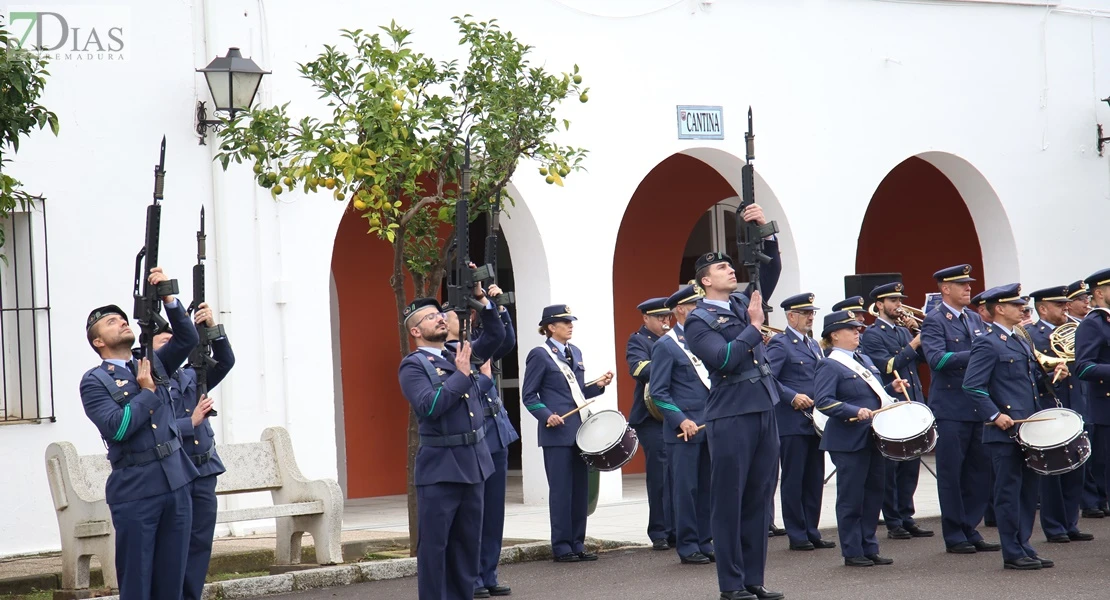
[4,0,1110,555]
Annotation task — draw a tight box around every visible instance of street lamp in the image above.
[195,47,271,145]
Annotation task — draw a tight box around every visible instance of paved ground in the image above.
[271,516,1110,600]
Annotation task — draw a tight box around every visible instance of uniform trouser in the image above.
[935,419,991,546]
[668,441,713,559]
[987,441,1040,561]
[632,420,674,542]
[1040,464,1085,538]
[707,411,778,592]
[779,434,825,545]
[476,447,509,590]
[109,483,192,600]
[183,474,219,600]
[1083,425,1109,510]
[416,481,484,600]
[829,444,884,558]
[882,457,921,530]
[542,446,589,557]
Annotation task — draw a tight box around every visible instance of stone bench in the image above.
[44,426,344,593]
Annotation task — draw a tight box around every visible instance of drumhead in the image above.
[576,410,629,454]
[1018,408,1083,447]
[812,409,828,433]
[872,402,935,440]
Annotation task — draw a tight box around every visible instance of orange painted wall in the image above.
[612,155,741,473]
[855,156,985,394]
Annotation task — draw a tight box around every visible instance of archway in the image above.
[611,150,799,474]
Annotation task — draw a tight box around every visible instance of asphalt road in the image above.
[274,516,1110,600]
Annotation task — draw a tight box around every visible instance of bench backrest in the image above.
[214,439,283,494]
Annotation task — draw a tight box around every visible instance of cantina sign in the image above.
[677,105,723,140]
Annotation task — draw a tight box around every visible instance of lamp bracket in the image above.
[195,100,226,145]
[1098,123,1110,157]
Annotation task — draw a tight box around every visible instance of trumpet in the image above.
[868,302,923,331]
[761,324,784,338]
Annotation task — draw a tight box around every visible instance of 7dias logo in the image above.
[7,7,129,62]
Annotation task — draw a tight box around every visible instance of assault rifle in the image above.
[445,139,487,347]
[471,189,514,307]
[132,136,178,383]
[187,206,223,416]
[736,107,779,314]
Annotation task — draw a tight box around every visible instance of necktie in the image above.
[127,360,137,376]
[564,346,574,367]
[853,352,867,367]
[958,312,971,337]
[807,338,821,359]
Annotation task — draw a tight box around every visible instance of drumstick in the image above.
[892,369,913,403]
[985,416,1058,426]
[676,424,707,440]
[547,399,598,427]
[848,402,902,422]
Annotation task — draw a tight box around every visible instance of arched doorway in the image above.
[611,151,798,473]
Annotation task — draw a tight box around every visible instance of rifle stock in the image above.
[737,107,778,313]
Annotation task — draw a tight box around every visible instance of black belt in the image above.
[483,399,503,418]
[420,427,486,448]
[111,437,182,469]
[721,364,773,383]
[190,446,216,467]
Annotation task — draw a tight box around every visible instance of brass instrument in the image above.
[1050,321,1077,360]
[867,302,923,331]
[643,382,664,421]
[761,325,784,338]
[1012,324,1069,371]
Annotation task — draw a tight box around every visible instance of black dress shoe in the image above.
[705,551,716,562]
[810,539,836,549]
[1033,555,1054,568]
[974,540,1001,552]
[984,519,997,527]
[553,552,580,563]
[652,539,669,551]
[719,591,757,600]
[1083,508,1105,518]
[887,527,912,540]
[474,588,490,599]
[576,551,598,561]
[865,554,894,565]
[844,556,874,567]
[488,585,511,596]
[1004,557,1042,570]
[946,542,977,554]
[905,524,934,537]
[1046,534,1070,543]
[681,552,711,565]
[768,525,787,537]
[1068,531,1094,541]
[789,541,815,551]
[744,585,785,600]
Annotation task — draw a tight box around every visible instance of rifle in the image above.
[445,138,486,347]
[736,107,779,314]
[132,136,179,384]
[187,206,224,417]
[472,189,514,307]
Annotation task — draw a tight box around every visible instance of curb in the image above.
[84,539,642,600]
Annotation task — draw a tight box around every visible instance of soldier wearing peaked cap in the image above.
[832,296,868,324]
[1025,285,1094,545]
[859,282,933,541]
[969,286,999,528]
[764,292,834,552]
[963,284,1067,570]
[650,284,715,564]
[627,297,676,550]
[79,267,201,600]
[684,243,793,600]
[1075,268,1110,523]
[522,305,614,563]
[1066,280,1109,518]
[920,264,1000,554]
[814,310,910,567]
[397,284,506,600]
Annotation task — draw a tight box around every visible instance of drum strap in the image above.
[545,344,593,419]
[828,351,897,407]
[665,328,710,390]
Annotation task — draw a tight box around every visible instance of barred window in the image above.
[0,200,55,425]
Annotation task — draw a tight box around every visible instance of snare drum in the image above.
[811,409,829,438]
[576,410,640,472]
[1016,407,1091,476]
[871,401,938,461]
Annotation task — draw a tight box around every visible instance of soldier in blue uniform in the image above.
[963,283,1066,570]
[626,297,676,550]
[764,292,834,552]
[859,282,933,541]
[397,284,506,600]
[832,297,867,324]
[80,267,201,600]
[1067,281,1107,518]
[1025,285,1094,544]
[150,301,234,600]
[685,215,788,600]
[920,264,1000,554]
[522,305,614,563]
[649,284,714,564]
[1076,269,1110,524]
[814,310,908,567]
[969,287,998,528]
[443,290,518,599]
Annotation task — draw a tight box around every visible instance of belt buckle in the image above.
[156,442,172,459]
[464,431,477,444]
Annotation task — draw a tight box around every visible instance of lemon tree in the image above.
[0,16,60,249]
